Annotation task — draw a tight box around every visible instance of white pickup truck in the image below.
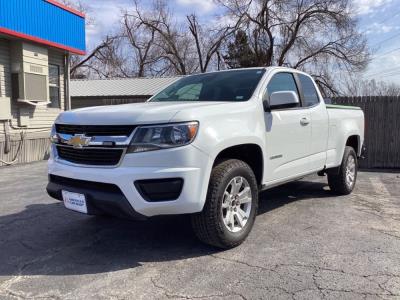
[47,67,365,248]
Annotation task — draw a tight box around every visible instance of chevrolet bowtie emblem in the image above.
[66,134,93,149]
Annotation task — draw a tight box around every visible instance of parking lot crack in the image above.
[370,228,400,240]
[310,267,400,298]
[150,276,248,300]
[210,254,278,272]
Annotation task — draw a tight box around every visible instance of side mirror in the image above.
[324,98,332,104]
[270,91,299,108]
[262,92,271,112]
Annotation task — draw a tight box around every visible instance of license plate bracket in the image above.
[62,190,88,214]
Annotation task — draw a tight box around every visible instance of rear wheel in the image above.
[328,146,358,195]
[191,159,259,249]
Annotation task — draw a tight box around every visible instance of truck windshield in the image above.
[150,69,266,102]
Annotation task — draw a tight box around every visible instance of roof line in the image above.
[72,95,152,99]
[71,76,182,82]
[44,0,86,18]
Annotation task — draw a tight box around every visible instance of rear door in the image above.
[297,74,329,171]
[264,72,312,182]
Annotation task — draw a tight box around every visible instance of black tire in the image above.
[328,146,358,195]
[191,159,259,249]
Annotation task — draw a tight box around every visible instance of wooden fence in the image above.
[333,96,400,169]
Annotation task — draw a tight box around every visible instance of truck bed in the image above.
[325,104,365,168]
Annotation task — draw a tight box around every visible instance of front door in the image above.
[263,72,312,182]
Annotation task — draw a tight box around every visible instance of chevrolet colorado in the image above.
[47,67,365,248]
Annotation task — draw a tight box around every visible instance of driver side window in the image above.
[267,73,300,108]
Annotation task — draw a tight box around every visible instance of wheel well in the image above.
[214,144,263,185]
[346,135,359,155]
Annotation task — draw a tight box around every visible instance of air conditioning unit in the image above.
[11,42,50,105]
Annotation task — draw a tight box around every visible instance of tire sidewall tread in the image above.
[191,159,259,249]
[328,146,358,195]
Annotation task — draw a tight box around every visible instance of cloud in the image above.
[84,0,131,46]
[352,0,392,15]
[176,0,216,13]
[365,22,400,34]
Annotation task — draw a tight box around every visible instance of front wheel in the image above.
[191,159,259,249]
[328,146,358,195]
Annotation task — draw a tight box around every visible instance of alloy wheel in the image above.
[221,176,252,233]
[345,156,356,188]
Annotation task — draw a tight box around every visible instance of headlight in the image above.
[50,124,59,143]
[127,121,199,153]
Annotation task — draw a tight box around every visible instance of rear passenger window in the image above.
[299,74,319,107]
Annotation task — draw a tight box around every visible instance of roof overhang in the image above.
[0,27,85,55]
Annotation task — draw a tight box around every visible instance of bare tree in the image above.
[220,0,370,95]
[131,0,194,75]
[70,36,118,78]
[187,14,239,73]
[66,0,370,90]
[123,0,239,75]
[122,12,157,77]
[342,76,400,96]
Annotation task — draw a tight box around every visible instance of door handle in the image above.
[300,117,310,126]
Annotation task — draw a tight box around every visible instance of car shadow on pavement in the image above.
[259,180,331,214]
[0,179,331,277]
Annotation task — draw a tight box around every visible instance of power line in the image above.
[369,47,400,61]
[376,8,400,26]
[377,72,400,79]
[369,31,400,48]
[364,69,400,80]
[359,8,400,80]
[368,66,400,76]
[364,66,400,78]
[362,73,399,81]
[359,7,400,36]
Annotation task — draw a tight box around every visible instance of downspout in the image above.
[64,53,71,111]
[3,120,10,154]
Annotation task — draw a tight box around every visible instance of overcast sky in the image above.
[81,0,400,84]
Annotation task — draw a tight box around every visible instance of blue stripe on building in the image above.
[0,0,85,53]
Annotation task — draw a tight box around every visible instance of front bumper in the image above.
[47,145,212,217]
[47,175,147,220]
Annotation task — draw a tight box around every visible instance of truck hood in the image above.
[56,101,229,125]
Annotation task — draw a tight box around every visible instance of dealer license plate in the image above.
[62,191,88,214]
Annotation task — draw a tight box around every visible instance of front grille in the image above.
[55,124,136,136]
[57,146,124,166]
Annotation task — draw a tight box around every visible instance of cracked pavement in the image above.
[0,162,399,300]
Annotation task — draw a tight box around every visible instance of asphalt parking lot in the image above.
[0,162,399,300]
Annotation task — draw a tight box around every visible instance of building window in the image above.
[49,64,60,108]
